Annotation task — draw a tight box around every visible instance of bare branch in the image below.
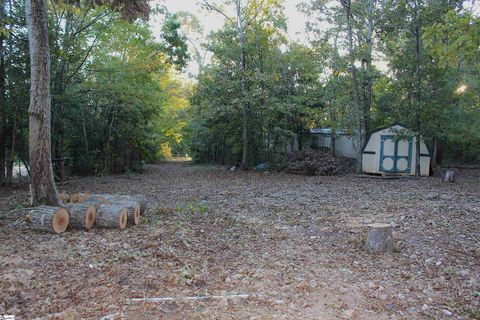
[72,11,111,38]
[198,0,234,24]
[65,15,114,84]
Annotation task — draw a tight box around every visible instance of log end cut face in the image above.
[71,193,92,203]
[70,194,80,203]
[119,209,128,230]
[134,203,141,225]
[86,206,96,229]
[53,208,69,233]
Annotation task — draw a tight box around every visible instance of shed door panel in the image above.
[395,139,412,173]
[380,135,412,173]
[380,136,396,172]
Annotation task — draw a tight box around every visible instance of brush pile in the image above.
[283,149,355,175]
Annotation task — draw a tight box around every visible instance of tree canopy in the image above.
[0,0,478,189]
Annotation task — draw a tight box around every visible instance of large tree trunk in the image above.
[431,135,438,168]
[52,11,72,174]
[0,0,6,184]
[7,103,19,184]
[363,0,375,136]
[342,0,363,174]
[5,0,15,184]
[414,22,421,177]
[25,0,60,205]
[236,0,248,170]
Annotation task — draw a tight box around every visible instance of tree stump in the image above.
[63,203,96,230]
[365,223,393,253]
[25,206,69,233]
[116,200,141,225]
[96,204,128,229]
[443,170,455,183]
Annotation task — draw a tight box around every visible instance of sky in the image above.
[153,0,480,78]
[152,0,308,77]
[157,0,307,40]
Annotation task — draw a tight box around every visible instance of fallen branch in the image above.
[127,293,255,304]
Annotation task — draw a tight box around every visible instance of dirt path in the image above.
[0,162,479,319]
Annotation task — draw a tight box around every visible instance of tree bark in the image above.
[52,11,73,170]
[0,0,6,184]
[26,205,69,233]
[96,204,128,229]
[236,0,248,170]
[363,0,375,136]
[25,0,60,205]
[365,223,394,253]
[431,136,438,168]
[63,202,96,229]
[89,193,146,214]
[342,0,363,174]
[5,0,15,184]
[7,102,19,184]
[116,200,141,225]
[413,5,422,177]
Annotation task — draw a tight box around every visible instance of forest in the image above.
[0,0,479,188]
[0,0,479,319]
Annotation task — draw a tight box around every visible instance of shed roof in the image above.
[309,128,348,135]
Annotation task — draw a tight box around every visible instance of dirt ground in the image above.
[0,162,479,320]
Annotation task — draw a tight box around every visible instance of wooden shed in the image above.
[362,124,430,176]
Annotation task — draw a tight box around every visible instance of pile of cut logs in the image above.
[25,193,147,234]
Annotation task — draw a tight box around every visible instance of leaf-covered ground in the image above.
[0,162,479,319]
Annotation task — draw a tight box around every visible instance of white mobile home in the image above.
[362,124,430,176]
[307,128,357,159]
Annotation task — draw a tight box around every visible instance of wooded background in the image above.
[0,0,478,185]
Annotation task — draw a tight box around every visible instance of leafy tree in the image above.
[22,0,190,205]
[188,1,323,166]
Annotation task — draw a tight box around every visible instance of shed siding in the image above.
[310,134,356,159]
[362,125,430,176]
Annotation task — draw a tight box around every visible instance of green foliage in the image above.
[303,0,479,165]
[1,0,479,181]
[187,0,323,166]
[1,1,191,177]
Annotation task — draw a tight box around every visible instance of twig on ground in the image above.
[127,293,255,304]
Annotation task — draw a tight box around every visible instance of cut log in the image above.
[71,192,91,203]
[25,206,69,233]
[82,199,105,211]
[96,204,128,229]
[365,223,393,253]
[116,200,141,225]
[63,203,96,229]
[59,192,70,203]
[443,170,455,183]
[71,193,111,205]
[89,194,147,214]
[133,195,147,215]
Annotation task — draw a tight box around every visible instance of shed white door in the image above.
[380,135,412,173]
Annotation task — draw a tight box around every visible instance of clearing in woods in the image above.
[0,162,479,319]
